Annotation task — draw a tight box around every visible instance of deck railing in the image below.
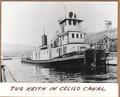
[1,65,17,82]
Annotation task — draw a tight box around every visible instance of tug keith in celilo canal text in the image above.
[10,86,106,91]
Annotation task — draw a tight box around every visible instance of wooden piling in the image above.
[0,66,2,82]
[83,50,86,75]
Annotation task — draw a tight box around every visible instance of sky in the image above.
[2,1,117,46]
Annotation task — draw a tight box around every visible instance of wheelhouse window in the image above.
[76,34,79,38]
[38,52,40,59]
[72,33,74,38]
[73,20,76,25]
[80,34,82,38]
[36,52,37,59]
[69,20,71,25]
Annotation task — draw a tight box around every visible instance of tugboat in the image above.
[21,11,106,73]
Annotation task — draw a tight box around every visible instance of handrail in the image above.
[1,65,17,82]
[1,65,7,82]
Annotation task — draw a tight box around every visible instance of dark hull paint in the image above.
[21,55,85,68]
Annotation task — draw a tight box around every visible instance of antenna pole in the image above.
[64,5,66,18]
[43,25,45,34]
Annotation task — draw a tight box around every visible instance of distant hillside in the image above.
[2,29,117,57]
[85,28,117,44]
[1,44,36,57]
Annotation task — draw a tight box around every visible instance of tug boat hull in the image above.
[21,49,107,74]
[21,55,85,68]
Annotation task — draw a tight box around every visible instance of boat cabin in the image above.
[32,11,87,60]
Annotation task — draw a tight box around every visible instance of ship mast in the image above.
[104,20,112,53]
[105,20,112,31]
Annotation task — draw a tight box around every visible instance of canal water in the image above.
[2,57,117,83]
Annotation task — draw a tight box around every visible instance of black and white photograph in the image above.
[1,1,117,83]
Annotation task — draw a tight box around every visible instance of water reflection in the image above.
[33,64,84,83]
[3,58,117,83]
